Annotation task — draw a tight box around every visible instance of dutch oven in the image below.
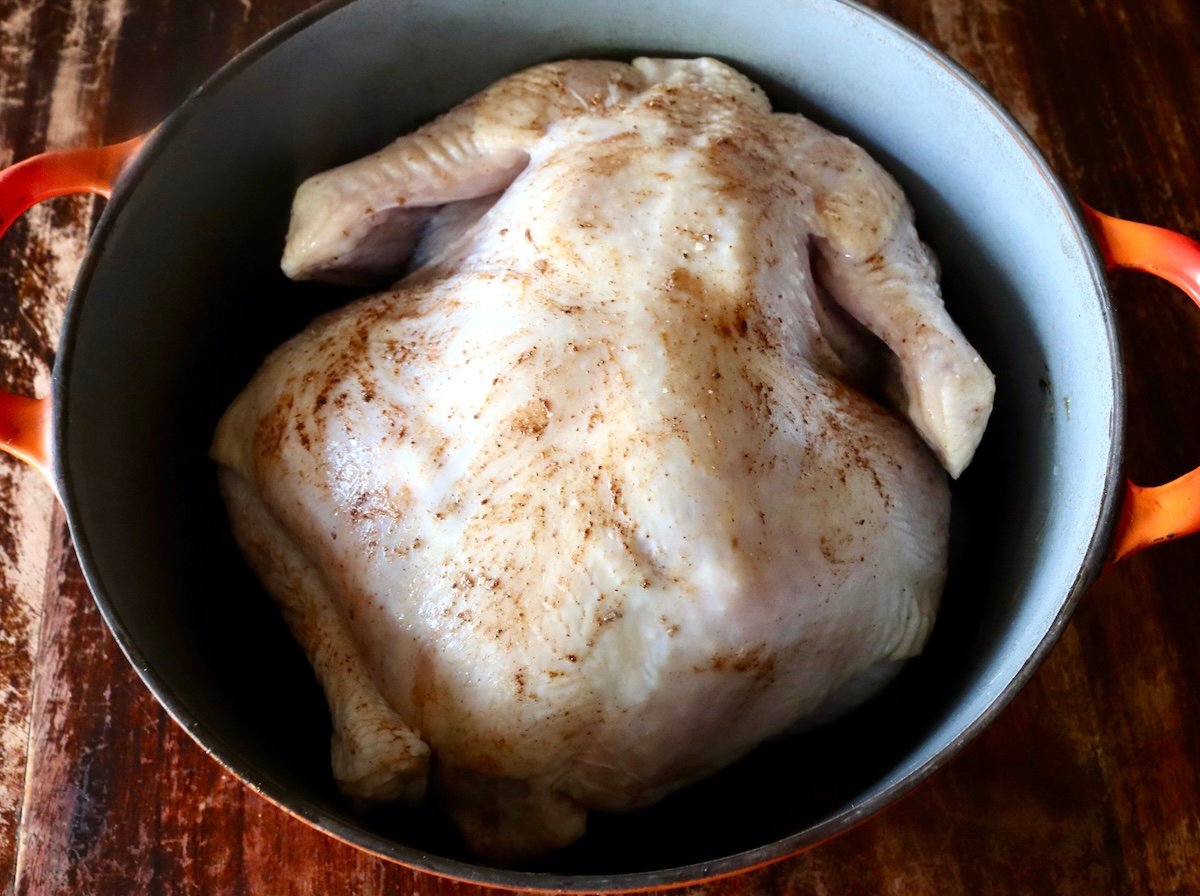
[1,0,1198,890]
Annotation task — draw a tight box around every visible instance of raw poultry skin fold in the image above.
[211,57,995,863]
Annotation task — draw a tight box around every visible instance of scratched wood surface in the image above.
[1,0,1198,893]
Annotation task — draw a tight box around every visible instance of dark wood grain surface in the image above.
[2,0,1198,893]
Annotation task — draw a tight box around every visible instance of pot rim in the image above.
[50,0,1125,890]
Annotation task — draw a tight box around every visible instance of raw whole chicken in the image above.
[211,57,994,863]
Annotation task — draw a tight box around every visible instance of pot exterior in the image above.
[52,0,1121,888]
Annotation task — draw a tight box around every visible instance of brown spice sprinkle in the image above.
[253,391,295,462]
[509,397,552,438]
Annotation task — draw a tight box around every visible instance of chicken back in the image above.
[211,57,994,863]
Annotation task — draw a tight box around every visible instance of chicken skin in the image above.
[212,57,994,863]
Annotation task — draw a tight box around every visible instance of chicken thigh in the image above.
[212,57,994,863]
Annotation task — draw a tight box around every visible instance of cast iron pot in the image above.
[2,0,1199,890]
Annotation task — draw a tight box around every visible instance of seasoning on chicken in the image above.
[212,57,994,863]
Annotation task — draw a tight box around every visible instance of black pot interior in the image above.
[54,0,1120,887]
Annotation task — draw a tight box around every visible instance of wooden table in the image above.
[2,0,1198,893]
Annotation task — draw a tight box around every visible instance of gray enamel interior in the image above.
[55,0,1121,889]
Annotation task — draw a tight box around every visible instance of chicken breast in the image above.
[212,57,994,863]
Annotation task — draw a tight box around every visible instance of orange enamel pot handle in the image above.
[1082,203,1200,563]
[0,134,146,487]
